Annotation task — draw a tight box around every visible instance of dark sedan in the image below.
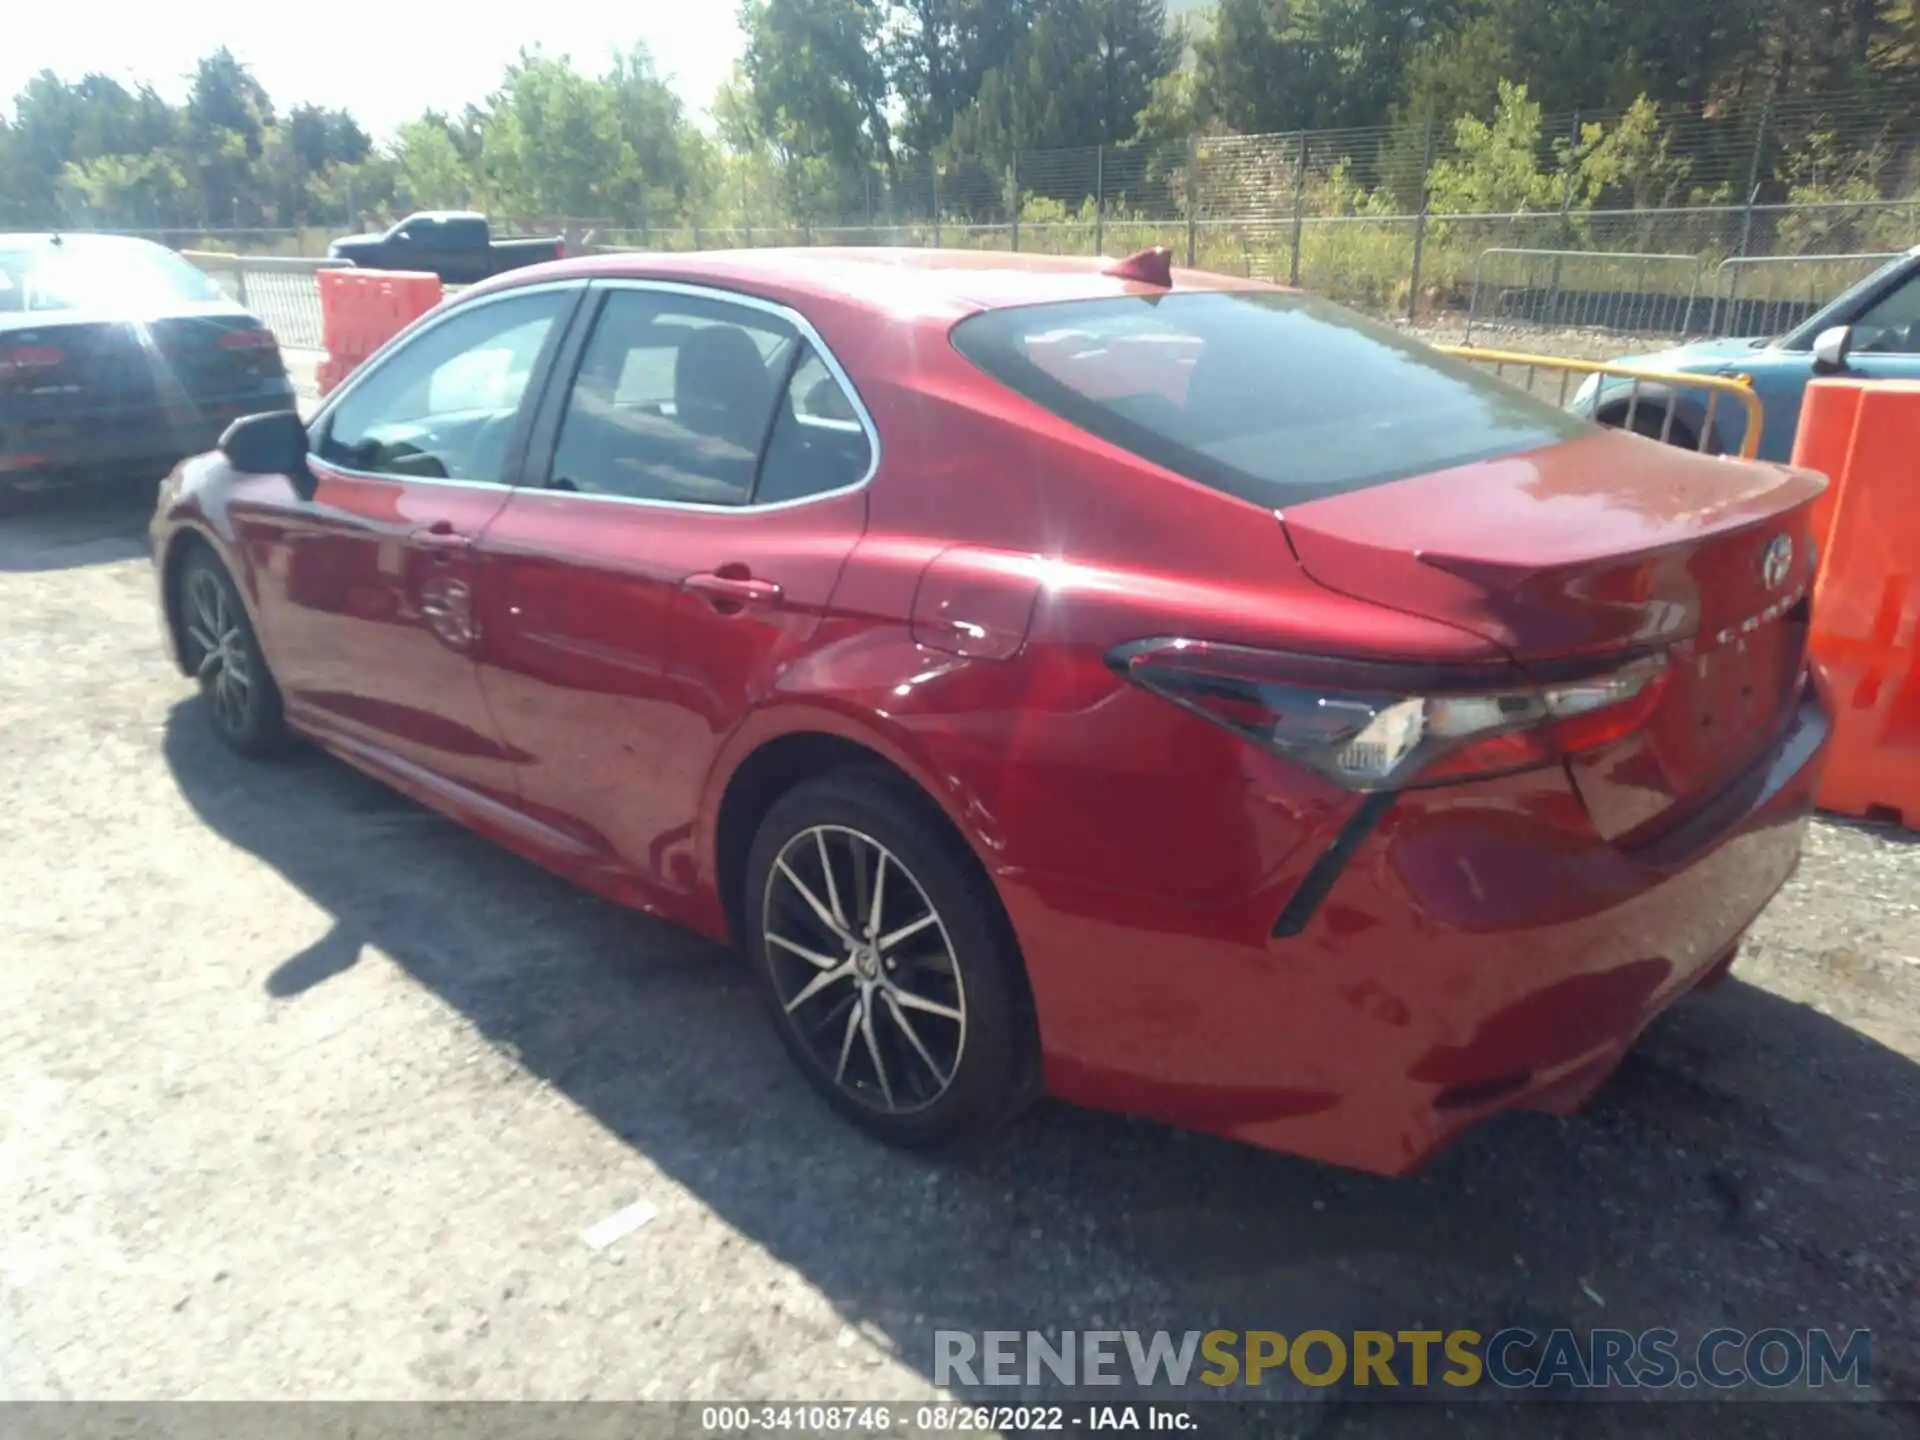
[1,234,295,511]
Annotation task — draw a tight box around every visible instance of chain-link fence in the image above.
[563,84,1920,334]
[165,81,1919,355]
[188,204,1913,364]
[182,252,348,351]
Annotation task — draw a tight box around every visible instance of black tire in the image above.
[1609,404,1698,451]
[744,768,1039,1150]
[175,546,288,758]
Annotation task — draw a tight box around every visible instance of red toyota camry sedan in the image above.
[150,248,1830,1175]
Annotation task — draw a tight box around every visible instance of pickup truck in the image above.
[326,211,563,285]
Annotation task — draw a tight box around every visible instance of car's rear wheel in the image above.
[744,770,1036,1149]
[177,547,287,758]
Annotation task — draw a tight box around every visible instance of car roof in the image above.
[0,232,166,252]
[474,246,1280,322]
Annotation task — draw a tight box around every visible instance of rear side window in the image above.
[441,218,489,248]
[756,345,874,503]
[548,290,796,506]
[951,291,1590,508]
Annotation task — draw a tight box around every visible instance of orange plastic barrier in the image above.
[1791,377,1920,828]
[315,268,444,396]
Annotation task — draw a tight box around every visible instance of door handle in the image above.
[686,571,783,609]
[411,519,472,552]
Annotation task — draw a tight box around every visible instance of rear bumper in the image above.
[1,384,294,489]
[1005,682,1831,1175]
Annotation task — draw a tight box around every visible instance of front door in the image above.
[240,283,579,802]
[475,282,875,901]
[1760,265,1920,457]
[1843,265,1920,386]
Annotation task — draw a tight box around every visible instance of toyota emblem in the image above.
[1762,534,1794,590]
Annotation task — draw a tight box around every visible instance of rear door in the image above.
[242,281,582,802]
[474,280,874,895]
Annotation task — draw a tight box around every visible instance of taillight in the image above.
[1110,639,1670,791]
[217,328,278,353]
[0,344,65,391]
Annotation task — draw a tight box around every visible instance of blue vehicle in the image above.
[1571,244,1920,460]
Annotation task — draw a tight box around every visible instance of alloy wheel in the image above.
[761,824,968,1114]
[184,567,256,737]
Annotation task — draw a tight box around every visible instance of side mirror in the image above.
[219,410,315,500]
[1812,325,1854,374]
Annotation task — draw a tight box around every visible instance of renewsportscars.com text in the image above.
[934,1327,1873,1394]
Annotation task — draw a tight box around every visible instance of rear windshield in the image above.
[950,290,1590,508]
[0,239,226,314]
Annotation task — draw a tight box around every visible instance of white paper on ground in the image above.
[583,1199,660,1250]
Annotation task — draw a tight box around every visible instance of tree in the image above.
[0,120,18,224]
[473,52,637,218]
[886,0,1038,154]
[1425,80,1561,214]
[950,0,1178,167]
[183,49,274,226]
[261,104,372,225]
[740,0,894,175]
[608,44,697,202]
[5,7,1920,243]
[59,152,190,228]
[1190,0,1320,134]
[392,115,473,210]
[8,71,94,219]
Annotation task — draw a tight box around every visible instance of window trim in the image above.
[307,278,588,492]
[527,277,882,515]
[1849,268,1920,355]
[1780,252,1920,352]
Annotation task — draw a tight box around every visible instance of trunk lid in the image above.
[2,316,157,404]
[149,313,286,398]
[1280,429,1822,843]
[0,308,281,407]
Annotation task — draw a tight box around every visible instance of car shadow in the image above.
[1823,815,1920,848]
[160,701,1918,1428]
[0,482,156,573]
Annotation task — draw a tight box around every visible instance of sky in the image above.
[2,4,749,140]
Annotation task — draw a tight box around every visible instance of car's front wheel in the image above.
[1606,403,1699,451]
[744,770,1037,1149]
[176,546,287,758]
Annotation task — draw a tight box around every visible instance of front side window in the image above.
[952,290,1590,509]
[315,289,568,483]
[1853,274,1920,355]
[548,290,798,505]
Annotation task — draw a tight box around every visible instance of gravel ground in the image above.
[0,374,1915,1432]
